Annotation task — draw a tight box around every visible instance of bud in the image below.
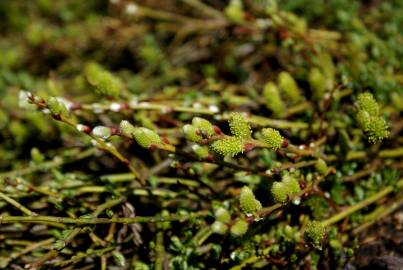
[282,174,301,194]
[263,82,285,116]
[85,62,121,97]
[192,145,209,159]
[304,221,326,249]
[309,68,326,100]
[271,181,288,203]
[278,71,301,104]
[47,97,69,117]
[224,0,244,23]
[192,117,215,137]
[239,186,262,215]
[132,127,162,148]
[315,159,328,175]
[211,221,227,235]
[112,250,126,267]
[214,207,231,223]
[357,92,379,116]
[119,120,136,137]
[183,124,202,142]
[228,112,251,139]
[211,137,243,157]
[261,128,284,150]
[271,174,300,203]
[31,147,45,164]
[230,219,248,237]
[92,126,111,140]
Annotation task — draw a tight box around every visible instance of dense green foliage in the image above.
[0,0,402,269]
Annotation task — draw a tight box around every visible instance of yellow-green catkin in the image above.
[230,219,249,236]
[263,82,285,116]
[315,159,329,175]
[261,128,284,150]
[239,186,262,215]
[271,174,300,203]
[47,97,69,117]
[228,112,251,139]
[225,0,244,23]
[355,92,389,143]
[132,127,162,148]
[357,92,379,116]
[304,221,326,249]
[309,68,326,100]
[210,137,244,157]
[85,62,122,97]
[278,71,302,104]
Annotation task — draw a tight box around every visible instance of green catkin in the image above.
[304,221,326,249]
[278,71,301,104]
[271,181,288,203]
[263,82,285,116]
[47,97,69,117]
[210,137,244,157]
[84,62,122,97]
[366,117,389,143]
[228,112,251,139]
[282,174,301,194]
[355,110,371,130]
[132,127,162,148]
[30,148,44,164]
[315,159,328,175]
[230,219,249,236]
[192,117,215,137]
[271,174,300,203]
[119,120,137,137]
[261,128,284,150]
[355,92,389,143]
[225,0,244,23]
[308,68,326,100]
[239,186,262,215]
[120,121,162,148]
[357,92,379,116]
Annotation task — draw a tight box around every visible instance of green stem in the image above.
[352,196,403,235]
[0,148,95,179]
[0,211,207,225]
[0,191,35,216]
[379,147,403,158]
[321,179,403,227]
[155,231,165,270]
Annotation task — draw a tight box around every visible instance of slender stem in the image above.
[29,198,125,269]
[0,191,36,216]
[0,211,208,225]
[352,196,403,235]
[59,115,144,185]
[0,148,95,179]
[155,231,165,270]
[80,102,216,115]
[379,147,403,158]
[321,179,403,227]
